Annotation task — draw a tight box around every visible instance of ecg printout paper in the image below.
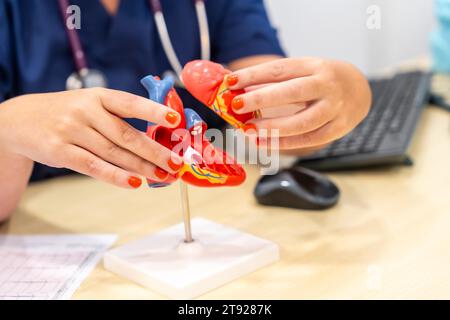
[0,235,116,300]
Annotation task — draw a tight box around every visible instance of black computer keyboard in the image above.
[296,71,431,170]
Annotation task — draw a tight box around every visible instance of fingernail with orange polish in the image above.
[165,112,180,125]
[128,176,142,189]
[227,74,239,86]
[168,158,183,172]
[155,167,168,180]
[243,123,257,134]
[232,97,245,111]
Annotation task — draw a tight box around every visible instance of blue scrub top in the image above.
[0,0,285,181]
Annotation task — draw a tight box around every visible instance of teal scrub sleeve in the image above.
[431,0,450,73]
[0,0,13,103]
[211,0,286,65]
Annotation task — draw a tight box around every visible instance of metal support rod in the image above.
[179,182,194,243]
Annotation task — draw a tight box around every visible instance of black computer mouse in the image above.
[254,167,340,210]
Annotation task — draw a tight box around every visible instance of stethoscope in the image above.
[58,0,210,90]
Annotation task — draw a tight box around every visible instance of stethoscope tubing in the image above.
[57,0,89,72]
[150,0,210,78]
[194,0,210,63]
[59,0,210,81]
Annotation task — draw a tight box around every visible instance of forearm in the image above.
[0,151,33,222]
[0,100,34,221]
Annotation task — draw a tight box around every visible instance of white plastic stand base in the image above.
[104,218,279,299]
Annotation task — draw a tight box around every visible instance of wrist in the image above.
[0,97,30,162]
[0,100,11,154]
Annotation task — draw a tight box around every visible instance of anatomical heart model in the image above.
[104,61,279,299]
[141,61,250,188]
[182,60,259,130]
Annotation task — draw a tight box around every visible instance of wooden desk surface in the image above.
[1,106,449,300]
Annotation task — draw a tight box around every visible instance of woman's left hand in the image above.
[227,57,372,151]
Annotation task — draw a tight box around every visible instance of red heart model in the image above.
[181,60,258,130]
[141,74,246,188]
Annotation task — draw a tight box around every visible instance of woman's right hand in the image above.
[0,88,184,189]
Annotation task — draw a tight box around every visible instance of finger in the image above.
[260,103,307,119]
[232,76,325,114]
[91,113,184,175]
[96,88,181,128]
[62,145,142,189]
[244,84,271,92]
[245,101,336,137]
[259,121,343,150]
[72,128,169,182]
[227,57,322,90]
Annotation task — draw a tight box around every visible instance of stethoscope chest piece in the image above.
[66,68,108,90]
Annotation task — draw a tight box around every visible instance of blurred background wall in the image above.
[264,0,436,75]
